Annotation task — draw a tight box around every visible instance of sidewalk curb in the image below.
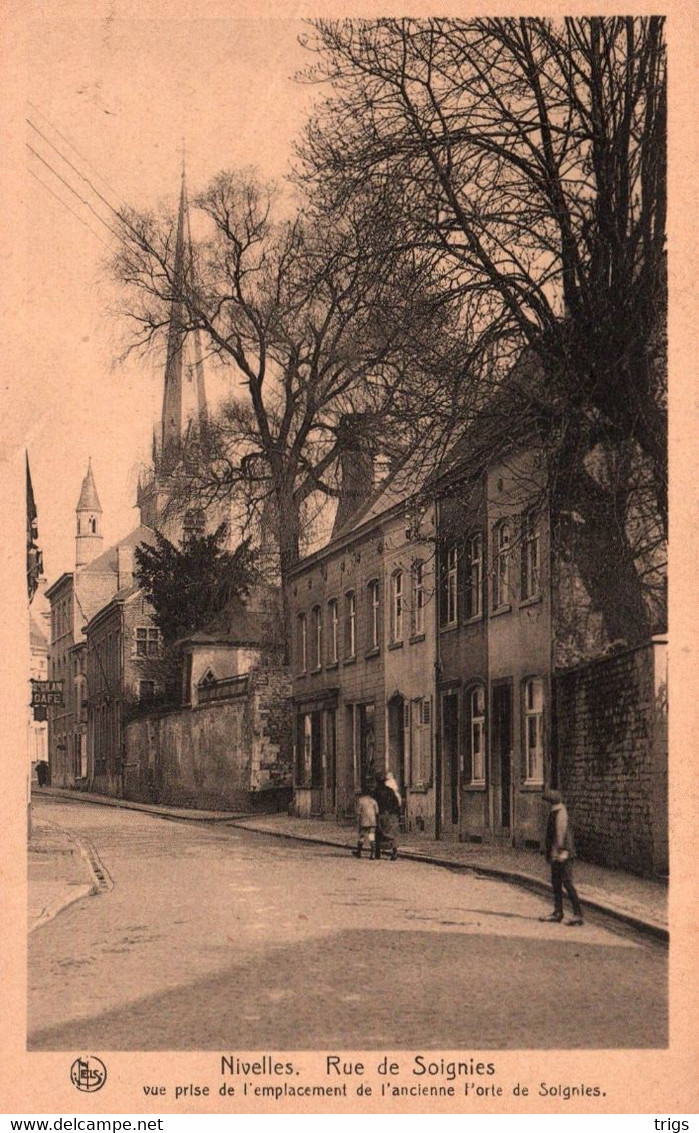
[34,787,252,823]
[229,820,669,944]
[34,790,668,944]
[30,883,95,935]
[29,821,101,934]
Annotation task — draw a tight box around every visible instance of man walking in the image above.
[540,789,584,926]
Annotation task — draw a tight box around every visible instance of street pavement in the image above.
[28,796,667,1051]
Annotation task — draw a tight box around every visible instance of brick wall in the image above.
[554,638,668,876]
[123,667,293,811]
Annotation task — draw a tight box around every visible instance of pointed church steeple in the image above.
[160,164,208,457]
[138,166,211,539]
[76,460,103,568]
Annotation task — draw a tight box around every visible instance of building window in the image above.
[411,697,432,786]
[390,571,404,642]
[412,561,425,636]
[328,598,339,664]
[135,627,160,657]
[441,545,458,626]
[465,533,483,619]
[367,579,380,651]
[138,680,156,704]
[297,613,307,673]
[312,605,322,670]
[493,521,511,608]
[523,677,544,784]
[345,591,356,659]
[521,511,541,600]
[469,685,486,784]
[183,508,205,540]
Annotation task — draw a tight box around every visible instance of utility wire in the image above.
[27,117,129,229]
[27,99,126,206]
[28,166,110,248]
[26,142,123,243]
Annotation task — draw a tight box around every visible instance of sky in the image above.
[10,9,314,582]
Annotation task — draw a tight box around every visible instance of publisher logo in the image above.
[70,1056,107,1093]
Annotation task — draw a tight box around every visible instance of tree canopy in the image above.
[297,16,667,641]
[134,524,258,648]
[113,172,474,585]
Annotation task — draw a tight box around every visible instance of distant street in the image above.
[29,797,667,1050]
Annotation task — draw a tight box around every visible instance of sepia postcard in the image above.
[0,0,697,1118]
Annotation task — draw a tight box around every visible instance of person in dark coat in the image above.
[374,771,401,860]
[539,789,584,925]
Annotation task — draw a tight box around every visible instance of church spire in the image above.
[160,165,208,456]
[75,459,103,569]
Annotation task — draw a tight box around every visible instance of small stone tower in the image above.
[75,459,103,568]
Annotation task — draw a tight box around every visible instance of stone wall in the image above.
[123,667,293,811]
[554,638,668,876]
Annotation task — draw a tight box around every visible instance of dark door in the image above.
[442,692,460,827]
[492,683,512,833]
[358,703,376,788]
[388,697,406,801]
[309,712,323,815]
[325,709,337,811]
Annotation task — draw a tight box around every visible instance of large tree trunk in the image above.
[553,468,651,651]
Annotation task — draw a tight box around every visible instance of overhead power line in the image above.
[27,166,110,248]
[27,100,126,207]
[26,142,124,244]
[27,118,124,226]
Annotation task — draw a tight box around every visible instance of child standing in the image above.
[354,788,379,859]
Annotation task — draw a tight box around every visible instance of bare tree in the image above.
[298,17,667,643]
[112,171,476,596]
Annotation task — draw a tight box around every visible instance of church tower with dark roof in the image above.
[75,459,103,568]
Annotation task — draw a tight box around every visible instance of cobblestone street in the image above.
[29,797,668,1051]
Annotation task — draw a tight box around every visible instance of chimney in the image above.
[117,544,134,591]
[332,414,375,535]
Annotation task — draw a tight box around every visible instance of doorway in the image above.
[492,683,512,835]
[387,696,407,801]
[441,691,460,829]
[357,703,376,788]
[324,709,337,813]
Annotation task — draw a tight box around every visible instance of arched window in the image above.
[412,561,425,635]
[493,521,511,608]
[468,685,486,784]
[297,613,307,673]
[345,591,356,658]
[523,677,545,784]
[327,598,339,664]
[390,570,404,642]
[440,545,458,626]
[89,516,97,534]
[521,511,541,600]
[367,579,380,651]
[465,533,483,619]
[312,605,322,670]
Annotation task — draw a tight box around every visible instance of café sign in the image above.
[31,679,64,708]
